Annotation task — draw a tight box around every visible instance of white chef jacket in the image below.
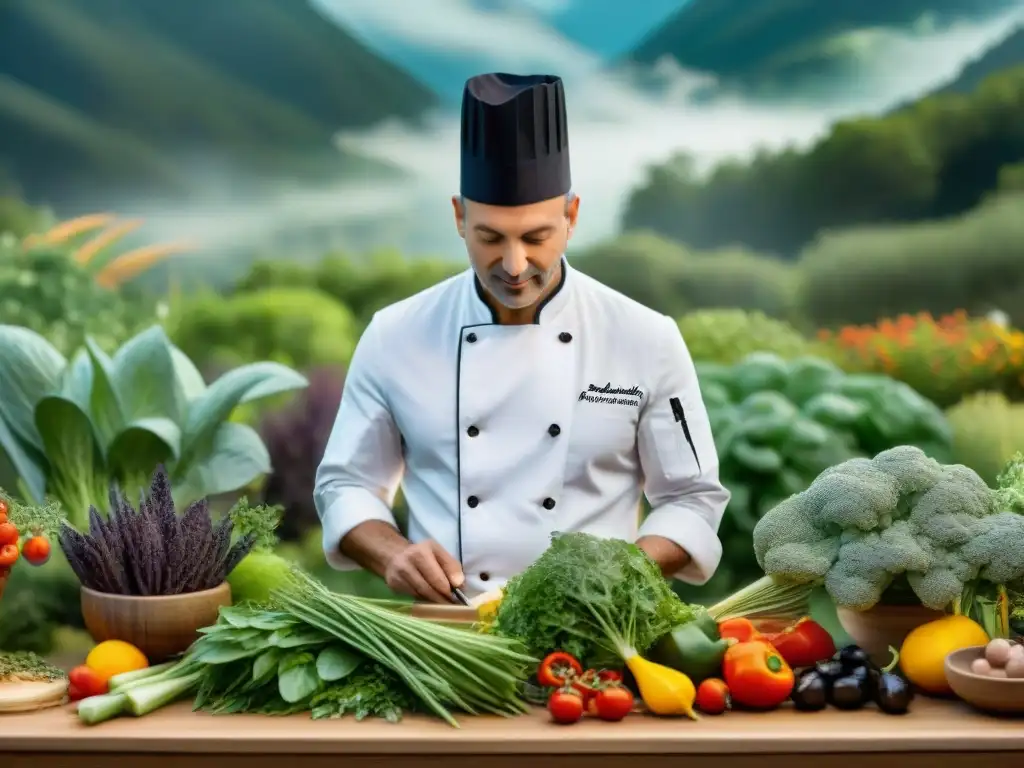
[314,258,730,597]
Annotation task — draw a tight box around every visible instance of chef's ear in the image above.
[565,194,580,239]
[452,195,467,239]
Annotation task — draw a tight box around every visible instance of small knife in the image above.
[451,586,470,606]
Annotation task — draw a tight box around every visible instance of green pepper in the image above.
[691,607,720,640]
[649,611,734,685]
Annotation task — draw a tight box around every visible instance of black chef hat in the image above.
[460,73,571,207]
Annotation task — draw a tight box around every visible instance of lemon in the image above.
[900,615,989,695]
[85,640,149,683]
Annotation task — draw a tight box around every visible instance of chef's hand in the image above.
[384,540,466,604]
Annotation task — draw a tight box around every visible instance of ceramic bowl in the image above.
[945,645,1024,714]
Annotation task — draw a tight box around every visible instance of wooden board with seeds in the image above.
[0,651,69,714]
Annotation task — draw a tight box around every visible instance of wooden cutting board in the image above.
[0,680,67,714]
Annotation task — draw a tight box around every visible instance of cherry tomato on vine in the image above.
[0,544,19,568]
[593,686,634,721]
[547,689,584,724]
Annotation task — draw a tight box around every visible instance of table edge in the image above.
[3,732,1024,755]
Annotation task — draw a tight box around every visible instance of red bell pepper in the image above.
[717,617,762,643]
[722,640,794,710]
[764,617,836,668]
[537,651,583,688]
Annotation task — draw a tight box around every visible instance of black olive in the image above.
[828,673,871,710]
[791,669,829,711]
[875,672,914,715]
[814,659,845,681]
[836,645,871,670]
[847,662,880,691]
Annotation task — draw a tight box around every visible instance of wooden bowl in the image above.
[945,646,1024,714]
[81,583,232,662]
[837,604,944,664]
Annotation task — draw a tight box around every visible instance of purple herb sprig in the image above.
[58,465,257,596]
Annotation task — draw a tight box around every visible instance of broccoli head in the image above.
[753,445,1012,611]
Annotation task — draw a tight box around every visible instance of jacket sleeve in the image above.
[637,315,730,585]
[314,316,404,570]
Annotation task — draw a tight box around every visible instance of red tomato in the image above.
[0,521,18,547]
[598,669,623,682]
[69,665,108,698]
[593,686,634,721]
[67,683,87,703]
[0,544,18,568]
[696,678,731,715]
[21,535,50,566]
[0,499,7,521]
[547,689,584,724]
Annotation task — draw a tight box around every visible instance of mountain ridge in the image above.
[627,0,1022,95]
[0,0,437,207]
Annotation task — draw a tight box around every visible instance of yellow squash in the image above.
[625,655,699,719]
[900,615,989,695]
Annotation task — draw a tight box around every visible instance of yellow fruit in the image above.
[476,598,502,621]
[625,654,699,719]
[900,615,989,694]
[85,640,149,683]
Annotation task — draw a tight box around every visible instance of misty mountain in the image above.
[515,0,690,57]
[930,22,1024,93]
[0,0,437,208]
[627,0,1022,97]
[313,0,689,102]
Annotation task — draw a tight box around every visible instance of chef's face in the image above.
[453,193,580,311]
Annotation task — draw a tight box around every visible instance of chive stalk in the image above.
[123,672,203,716]
[108,661,179,690]
[707,575,814,621]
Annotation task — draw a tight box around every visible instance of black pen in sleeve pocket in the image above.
[669,397,701,471]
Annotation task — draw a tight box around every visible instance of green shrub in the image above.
[690,352,951,597]
[169,287,359,371]
[574,232,797,319]
[236,251,462,324]
[798,193,1024,330]
[0,237,148,356]
[947,392,1024,486]
[678,309,819,364]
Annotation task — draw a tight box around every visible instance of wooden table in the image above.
[0,697,1021,768]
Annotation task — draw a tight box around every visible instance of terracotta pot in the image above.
[837,604,945,664]
[81,583,232,662]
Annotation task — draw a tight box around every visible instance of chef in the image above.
[314,72,730,603]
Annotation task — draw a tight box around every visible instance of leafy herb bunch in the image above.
[58,465,259,596]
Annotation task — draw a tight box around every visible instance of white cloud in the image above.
[314,0,599,78]
[136,2,1024,265]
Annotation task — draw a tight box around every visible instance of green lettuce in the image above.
[0,323,307,527]
[490,532,697,668]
